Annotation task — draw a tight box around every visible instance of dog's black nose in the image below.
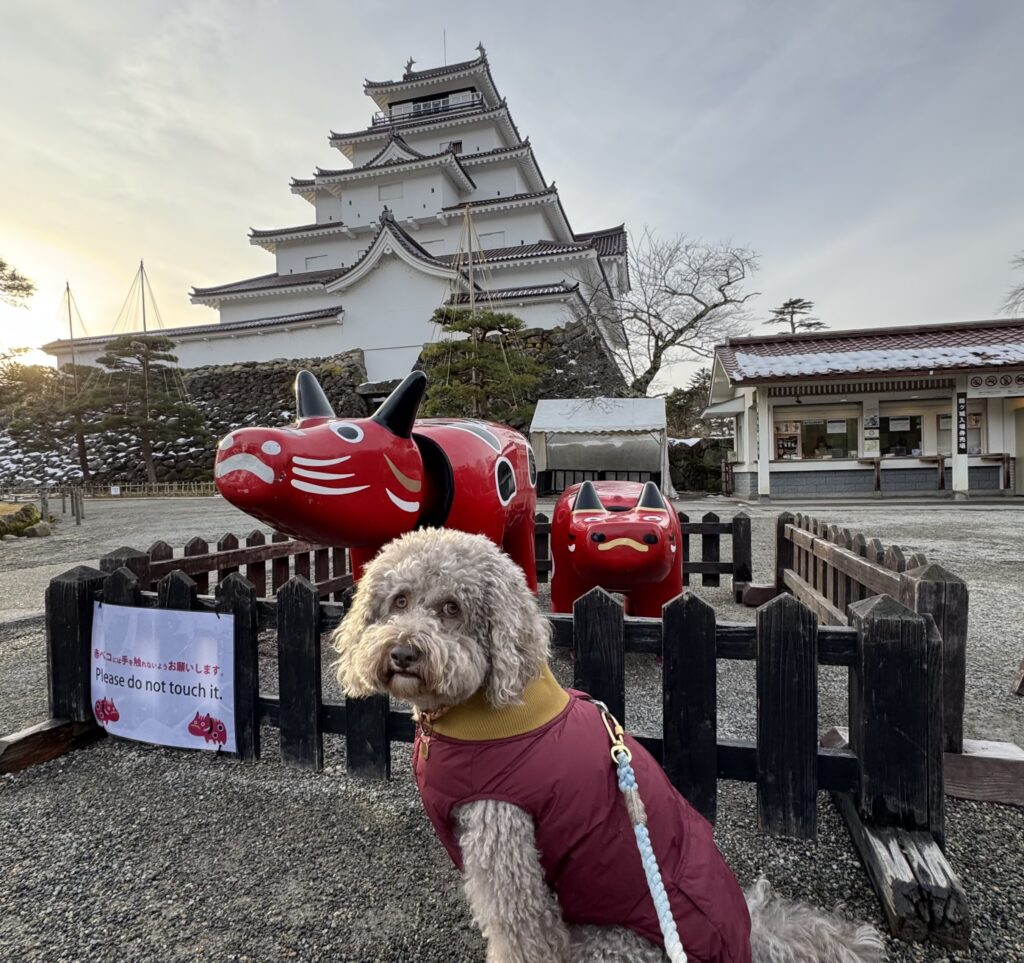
[389,644,419,671]
[591,532,607,543]
[643,533,658,545]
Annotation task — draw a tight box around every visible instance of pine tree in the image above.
[766,298,827,333]
[86,335,209,483]
[419,308,546,428]
[664,368,714,438]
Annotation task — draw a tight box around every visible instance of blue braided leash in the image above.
[595,701,688,963]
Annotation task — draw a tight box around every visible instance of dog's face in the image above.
[332,528,551,712]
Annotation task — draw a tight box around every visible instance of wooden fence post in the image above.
[158,570,198,611]
[848,595,943,842]
[184,537,210,595]
[271,532,290,591]
[46,566,107,722]
[244,531,267,597]
[662,593,717,823]
[534,512,550,584]
[216,573,261,762]
[679,512,690,587]
[731,512,752,587]
[774,511,795,594]
[103,567,142,607]
[346,694,391,780]
[701,512,720,587]
[217,533,240,582]
[756,593,818,839]
[276,576,323,770]
[99,547,151,585]
[899,563,969,755]
[573,587,625,725]
[147,541,173,591]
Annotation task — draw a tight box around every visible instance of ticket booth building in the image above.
[704,319,1024,499]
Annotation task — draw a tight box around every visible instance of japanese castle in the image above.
[46,47,628,382]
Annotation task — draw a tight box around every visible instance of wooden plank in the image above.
[534,512,550,584]
[775,511,795,594]
[943,739,1024,807]
[730,512,752,586]
[783,569,848,626]
[45,566,107,722]
[157,570,198,611]
[701,512,720,587]
[680,522,734,536]
[314,548,330,593]
[850,533,868,604]
[183,537,209,594]
[271,532,290,591]
[899,831,970,948]
[832,791,929,943]
[679,512,690,587]
[836,528,853,616]
[791,530,903,598]
[276,576,322,770]
[662,593,717,822]
[331,548,347,601]
[216,573,261,762]
[244,531,267,598]
[98,547,151,583]
[294,549,311,582]
[573,587,625,724]
[146,540,173,588]
[149,538,320,582]
[675,561,733,575]
[885,544,907,574]
[346,695,391,779]
[756,594,818,839]
[216,532,240,582]
[899,563,969,754]
[0,718,104,774]
[849,596,942,840]
[103,566,142,607]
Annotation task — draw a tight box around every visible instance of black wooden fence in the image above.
[101,510,752,598]
[38,565,936,838]
[11,558,968,945]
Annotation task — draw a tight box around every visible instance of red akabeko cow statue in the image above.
[550,480,683,617]
[214,370,538,587]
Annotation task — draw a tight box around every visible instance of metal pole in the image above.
[66,282,79,393]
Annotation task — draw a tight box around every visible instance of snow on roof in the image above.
[530,397,666,434]
[716,319,1024,383]
[732,344,1024,380]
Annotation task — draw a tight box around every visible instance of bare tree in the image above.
[767,298,827,333]
[575,228,758,395]
[1002,251,1024,316]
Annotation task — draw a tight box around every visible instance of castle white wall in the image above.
[217,291,345,324]
[464,162,523,197]
[314,194,345,223]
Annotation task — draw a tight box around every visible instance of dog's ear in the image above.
[481,551,552,707]
[331,582,382,698]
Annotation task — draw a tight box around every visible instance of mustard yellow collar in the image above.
[430,663,569,741]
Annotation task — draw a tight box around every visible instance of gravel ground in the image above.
[2,495,1023,961]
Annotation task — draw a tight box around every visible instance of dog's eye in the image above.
[440,600,460,618]
[392,594,409,611]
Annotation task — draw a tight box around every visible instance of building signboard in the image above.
[956,393,968,455]
[967,371,1024,398]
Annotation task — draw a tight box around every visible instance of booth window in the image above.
[937,412,985,455]
[799,418,857,459]
[773,417,857,459]
[879,415,922,456]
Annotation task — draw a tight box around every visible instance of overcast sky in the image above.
[2,0,1022,385]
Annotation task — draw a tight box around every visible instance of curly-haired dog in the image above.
[333,528,886,963]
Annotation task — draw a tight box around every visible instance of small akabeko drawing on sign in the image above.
[94,698,119,724]
[187,712,228,746]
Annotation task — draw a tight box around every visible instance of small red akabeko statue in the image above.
[214,370,538,587]
[550,480,683,617]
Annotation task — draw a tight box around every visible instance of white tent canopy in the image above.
[529,397,672,496]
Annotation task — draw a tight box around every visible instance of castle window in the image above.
[378,182,404,200]
[305,255,328,271]
[478,231,506,249]
[441,140,463,154]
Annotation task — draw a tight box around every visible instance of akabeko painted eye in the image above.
[642,515,662,521]
[331,423,364,443]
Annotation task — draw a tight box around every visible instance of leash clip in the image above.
[591,699,633,765]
